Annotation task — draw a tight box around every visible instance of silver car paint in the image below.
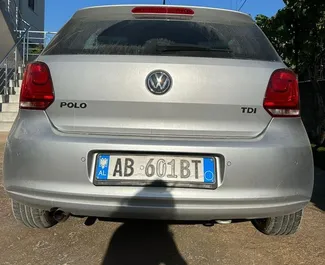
[3,5,314,221]
[4,111,313,220]
[44,55,280,139]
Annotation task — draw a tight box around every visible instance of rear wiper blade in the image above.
[156,44,232,53]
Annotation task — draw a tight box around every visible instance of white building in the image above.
[0,0,45,60]
[0,0,46,131]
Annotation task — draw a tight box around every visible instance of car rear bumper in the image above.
[7,188,309,220]
[4,111,314,220]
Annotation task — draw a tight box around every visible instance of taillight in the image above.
[131,6,194,16]
[20,62,54,110]
[263,69,300,117]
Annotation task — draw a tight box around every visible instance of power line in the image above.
[238,0,248,11]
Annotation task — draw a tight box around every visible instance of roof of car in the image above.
[73,4,254,23]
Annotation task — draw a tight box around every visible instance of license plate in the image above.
[94,154,217,188]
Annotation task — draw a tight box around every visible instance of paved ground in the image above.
[0,134,324,265]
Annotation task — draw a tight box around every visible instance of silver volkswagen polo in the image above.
[3,5,314,236]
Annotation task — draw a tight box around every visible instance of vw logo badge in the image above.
[146,70,172,95]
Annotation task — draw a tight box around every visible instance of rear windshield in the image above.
[43,19,280,62]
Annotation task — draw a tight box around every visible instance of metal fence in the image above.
[4,0,30,30]
[19,30,57,63]
[0,1,57,94]
[0,29,57,94]
[0,28,29,94]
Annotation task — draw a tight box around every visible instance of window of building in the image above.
[28,0,35,11]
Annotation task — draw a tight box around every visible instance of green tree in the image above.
[256,0,325,80]
[256,0,325,145]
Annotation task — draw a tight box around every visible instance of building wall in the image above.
[0,9,15,60]
[0,0,45,60]
[19,0,45,31]
[0,0,16,60]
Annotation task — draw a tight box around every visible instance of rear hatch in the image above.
[41,5,284,139]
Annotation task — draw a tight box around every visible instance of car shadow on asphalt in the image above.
[311,167,325,211]
[101,180,187,265]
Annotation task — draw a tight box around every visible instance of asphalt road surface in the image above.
[0,137,324,265]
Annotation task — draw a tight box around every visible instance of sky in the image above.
[45,0,285,32]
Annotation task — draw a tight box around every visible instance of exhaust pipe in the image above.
[216,220,232,224]
[53,209,70,223]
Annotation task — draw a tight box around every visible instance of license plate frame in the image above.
[92,153,219,189]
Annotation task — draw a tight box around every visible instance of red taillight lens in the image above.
[20,62,54,110]
[263,69,300,117]
[132,6,194,15]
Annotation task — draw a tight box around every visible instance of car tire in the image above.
[252,209,303,236]
[12,200,58,229]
